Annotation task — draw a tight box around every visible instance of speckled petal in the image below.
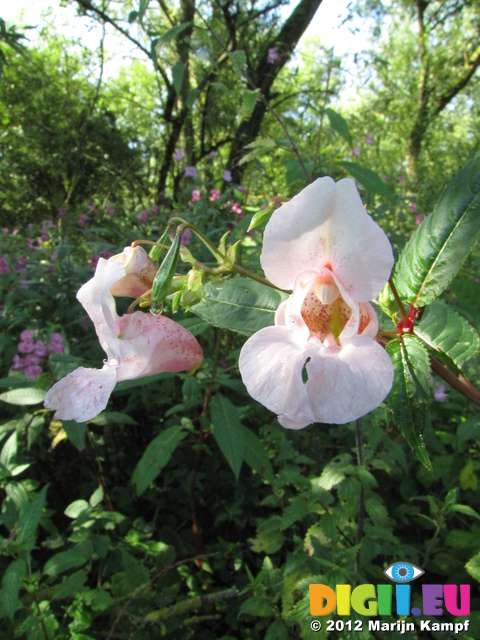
[44,366,118,422]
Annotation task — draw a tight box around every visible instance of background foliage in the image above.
[1,0,479,638]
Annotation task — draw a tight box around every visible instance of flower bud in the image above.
[109,246,157,298]
[151,234,181,305]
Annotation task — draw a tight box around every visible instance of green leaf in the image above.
[394,153,480,306]
[1,559,26,620]
[386,336,432,470]
[17,485,48,544]
[64,499,90,519]
[339,161,394,198]
[61,420,87,451]
[138,0,150,20]
[44,550,88,576]
[325,108,352,146]
[191,277,288,336]
[132,425,187,496]
[210,395,245,481]
[53,570,87,600]
[241,88,260,119]
[0,387,45,405]
[415,301,479,368]
[239,596,273,618]
[172,62,184,96]
[242,426,275,484]
[228,50,246,77]
[154,22,192,50]
[0,431,17,470]
[466,553,480,582]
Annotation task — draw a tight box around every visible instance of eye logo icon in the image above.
[383,562,424,583]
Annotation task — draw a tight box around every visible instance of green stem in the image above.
[354,417,365,576]
[388,277,409,321]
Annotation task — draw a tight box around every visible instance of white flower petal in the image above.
[44,366,118,422]
[261,177,393,300]
[305,335,394,424]
[239,325,314,428]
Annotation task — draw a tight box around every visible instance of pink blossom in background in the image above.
[50,333,64,344]
[18,340,35,353]
[57,207,66,218]
[15,257,28,273]
[236,184,248,193]
[151,204,159,214]
[397,175,405,183]
[87,203,97,215]
[223,170,232,182]
[137,209,149,225]
[267,46,281,63]
[0,258,10,274]
[48,341,65,354]
[100,250,114,260]
[158,190,165,198]
[239,177,395,428]
[24,365,43,378]
[175,149,184,161]
[50,250,58,262]
[44,253,203,422]
[24,354,40,366]
[106,205,115,216]
[352,147,361,156]
[12,229,18,235]
[12,355,25,371]
[34,340,48,358]
[90,255,100,269]
[231,202,243,215]
[191,189,201,202]
[209,151,217,159]
[210,189,220,201]
[2,228,8,235]
[184,166,197,178]
[181,228,192,246]
[77,214,90,228]
[384,175,391,182]
[410,202,417,213]
[26,238,36,251]
[415,215,424,225]
[20,330,35,341]
[434,384,446,402]
[365,135,373,145]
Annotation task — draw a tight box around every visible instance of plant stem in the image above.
[388,277,409,321]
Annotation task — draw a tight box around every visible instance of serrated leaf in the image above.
[386,336,432,470]
[132,425,187,496]
[0,387,45,405]
[1,559,26,620]
[394,153,480,306]
[154,22,192,50]
[191,277,288,336]
[172,62,184,96]
[44,550,88,576]
[241,88,260,119]
[210,395,245,481]
[415,301,479,368]
[228,49,246,76]
[325,108,352,146]
[340,161,394,198]
[53,570,87,600]
[17,485,48,543]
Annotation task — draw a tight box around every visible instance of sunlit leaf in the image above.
[0,387,45,405]
[325,108,352,146]
[340,161,394,198]
[191,277,288,336]
[394,153,480,306]
[415,301,479,368]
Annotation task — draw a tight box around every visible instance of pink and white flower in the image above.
[44,249,203,422]
[239,177,394,428]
